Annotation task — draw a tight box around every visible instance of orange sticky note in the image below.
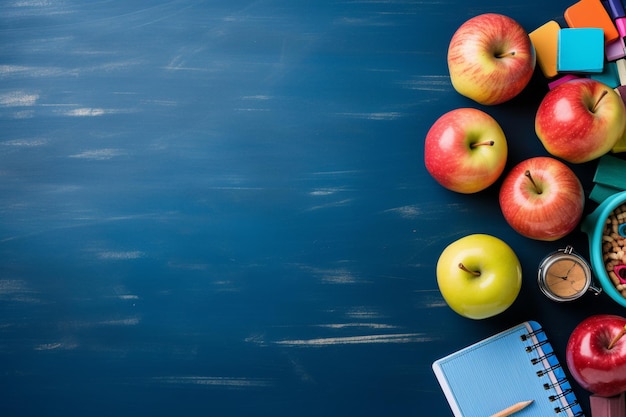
[565,0,619,44]
[530,21,561,78]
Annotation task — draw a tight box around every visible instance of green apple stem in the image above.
[525,170,543,194]
[458,262,481,277]
[607,324,626,350]
[470,140,495,148]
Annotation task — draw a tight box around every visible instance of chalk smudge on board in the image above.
[152,376,274,389]
[273,333,435,347]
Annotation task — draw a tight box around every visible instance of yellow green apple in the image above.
[436,234,522,319]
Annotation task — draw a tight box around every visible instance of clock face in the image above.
[544,255,589,299]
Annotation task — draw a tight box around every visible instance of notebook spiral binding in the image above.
[544,378,567,390]
[537,363,562,377]
[525,338,549,352]
[531,351,554,365]
[521,327,584,417]
[549,388,574,402]
[555,400,581,415]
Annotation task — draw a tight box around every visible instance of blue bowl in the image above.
[581,190,626,308]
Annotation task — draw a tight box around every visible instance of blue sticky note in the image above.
[558,28,605,73]
[590,61,621,87]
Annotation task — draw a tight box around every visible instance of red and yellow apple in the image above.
[424,108,508,194]
[499,157,584,241]
[566,314,626,398]
[535,78,626,163]
[447,13,536,105]
[436,234,522,320]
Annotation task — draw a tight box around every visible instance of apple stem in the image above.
[496,51,516,58]
[470,140,495,148]
[525,170,543,194]
[608,324,626,350]
[458,262,481,277]
[591,90,609,113]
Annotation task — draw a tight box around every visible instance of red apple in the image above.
[498,156,584,241]
[566,314,626,398]
[424,108,508,194]
[535,78,626,163]
[447,13,536,105]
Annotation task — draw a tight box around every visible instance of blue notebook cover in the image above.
[432,321,584,417]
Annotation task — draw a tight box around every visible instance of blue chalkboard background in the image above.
[1,1,625,416]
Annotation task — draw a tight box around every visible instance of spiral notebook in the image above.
[432,321,584,417]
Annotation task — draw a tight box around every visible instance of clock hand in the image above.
[562,261,577,278]
[548,261,578,280]
[549,271,568,280]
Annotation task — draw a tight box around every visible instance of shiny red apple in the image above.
[424,108,508,194]
[498,156,584,241]
[566,314,626,398]
[447,13,536,105]
[535,78,626,163]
